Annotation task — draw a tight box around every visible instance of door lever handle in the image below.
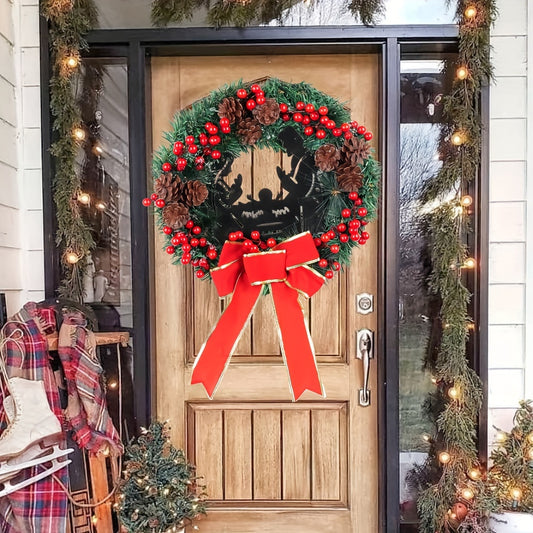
[356,328,374,407]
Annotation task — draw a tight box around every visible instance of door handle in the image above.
[356,328,374,407]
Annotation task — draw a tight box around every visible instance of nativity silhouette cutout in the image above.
[211,126,325,243]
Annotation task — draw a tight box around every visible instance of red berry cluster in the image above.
[164,220,217,279]
[313,191,370,279]
[227,230,277,252]
[236,83,267,110]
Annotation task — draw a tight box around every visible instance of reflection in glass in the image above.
[93,0,454,29]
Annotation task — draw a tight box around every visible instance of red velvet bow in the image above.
[191,232,325,400]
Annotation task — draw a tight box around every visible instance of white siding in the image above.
[0,0,43,315]
[488,0,531,445]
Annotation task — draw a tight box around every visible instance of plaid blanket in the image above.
[0,303,68,533]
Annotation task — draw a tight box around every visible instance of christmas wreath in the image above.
[145,78,380,399]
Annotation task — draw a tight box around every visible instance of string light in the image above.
[527,432,533,445]
[451,130,467,146]
[511,487,522,508]
[96,201,106,211]
[92,142,104,156]
[468,468,481,480]
[461,488,474,500]
[463,257,476,269]
[460,195,473,207]
[448,387,460,400]
[108,379,118,389]
[431,376,438,384]
[102,447,110,457]
[91,515,98,525]
[467,323,476,331]
[78,192,91,205]
[72,127,86,141]
[439,451,451,465]
[65,251,80,264]
[422,434,431,443]
[464,5,477,19]
[456,66,469,80]
[527,448,533,460]
[495,431,507,443]
[65,55,79,69]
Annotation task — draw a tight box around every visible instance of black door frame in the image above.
[40,23,488,532]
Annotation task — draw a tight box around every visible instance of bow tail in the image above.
[271,283,324,401]
[191,274,262,398]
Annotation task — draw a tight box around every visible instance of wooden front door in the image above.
[152,53,379,532]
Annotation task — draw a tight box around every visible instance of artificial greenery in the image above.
[151,78,380,279]
[117,421,206,533]
[42,0,98,302]
[414,1,497,532]
[151,0,385,27]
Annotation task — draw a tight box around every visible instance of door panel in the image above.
[152,53,379,532]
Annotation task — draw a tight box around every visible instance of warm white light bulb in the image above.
[462,488,474,500]
[461,195,473,207]
[66,56,79,69]
[78,192,91,205]
[511,487,522,501]
[456,66,469,80]
[448,387,460,400]
[439,451,451,464]
[463,258,476,269]
[464,6,477,19]
[73,127,85,141]
[66,252,80,264]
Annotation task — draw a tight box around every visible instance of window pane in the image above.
[94,0,454,29]
[398,57,454,531]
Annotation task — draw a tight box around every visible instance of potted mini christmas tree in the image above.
[484,401,533,532]
[117,420,206,532]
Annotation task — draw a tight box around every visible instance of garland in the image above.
[414,1,497,532]
[42,0,98,302]
[151,0,385,27]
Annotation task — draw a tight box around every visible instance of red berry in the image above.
[357,125,366,135]
[327,230,335,239]
[320,116,329,125]
[195,156,204,165]
[351,120,359,129]
[251,230,260,240]
[188,144,198,154]
[211,150,221,159]
[246,100,257,110]
[355,198,363,206]
[326,120,336,130]
[342,208,351,218]
[337,223,347,232]
[318,106,329,115]
[349,192,359,200]
[209,135,221,145]
[199,134,208,146]
[340,233,349,243]
[185,135,195,145]
[256,95,266,105]
[150,193,158,200]
[173,141,184,154]
[331,244,340,253]
[296,101,305,110]
[166,245,175,255]
[361,231,370,240]
[155,199,165,208]
[316,129,326,139]
[243,239,253,248]
[364,132,373,141]
[177,158,187,170]
[266,238,276,247]
[196,270,205,279]
[162,162,172,172]
[181,255,191,264]
[332,261,341,271]
[341,123,350,132]
[305,103,315,113]
[344,131,353,140]
[185,220,194,229]
[359,239,367,245]
[361,220,368,226]
[332,128,343,137]
[256,91,264,97]
[190,238,199,247]
[279,103,288,113]
[302,115,311,125]
[293,113,303,123]
[304,127,314,136]
[163,226,172,235]
[235,231,244,239]
[142,198,151,207]
[220,117,230,127]
[314,238,322,247]
[250,245,259,253]
[251,84,261,93]
[310,111,320,121]
[349,219,361,229]
[358,207,368,217]
[325,270,334,279]
[209,125,219,134]
[204,122,213,130]
[259,242,268,250]
[192,226,202,235]
[282,113,290,122]
[221,126,231,134]
[351,233,360,242]
[318,258,328,268]
[182,243,192,252]
[207,249,218,259]
[171,236,180,246]
[237,89,248,99]
[320,233,330,242]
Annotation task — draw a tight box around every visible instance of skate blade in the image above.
[0,445,73,480]
[0,456,72,497]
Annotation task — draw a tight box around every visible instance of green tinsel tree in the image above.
[117,421,207,533]
[481,401,533,513]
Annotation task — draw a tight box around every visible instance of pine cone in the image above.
[341,136,372,166]
[237,117,262,145]
[253,98,280,126]
[182,180,208,207]
[314,144,341,171]
[162,202,189,230]
[154,173,182,202]
[218,97,244,124]
[336,162,364,192]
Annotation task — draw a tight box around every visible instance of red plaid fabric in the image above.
[58,312,122,456]
[0,302,69,533]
